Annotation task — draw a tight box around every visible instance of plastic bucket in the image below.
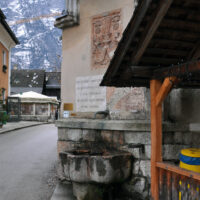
[179,148,200,173]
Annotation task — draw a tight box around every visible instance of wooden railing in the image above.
[156,162,200,200]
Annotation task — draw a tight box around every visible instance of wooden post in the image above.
[151,77,176,199]
[150,79,162,200]
[156,77,177,107]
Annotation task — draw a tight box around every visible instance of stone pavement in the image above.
[51,183,75,200]
[0,121,51,134]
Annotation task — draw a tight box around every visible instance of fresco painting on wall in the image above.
[91,10,122,69]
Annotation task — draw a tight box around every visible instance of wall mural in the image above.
[91,10,122,69]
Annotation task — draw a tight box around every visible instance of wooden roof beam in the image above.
[146,48,188,57]
[161,18,200,32]
[131,0,173,65]
[151,39,194,48]
[156,76,177,107]
[153,60,200,79]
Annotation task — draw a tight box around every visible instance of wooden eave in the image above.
[100,0,200,88]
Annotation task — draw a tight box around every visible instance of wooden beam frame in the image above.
[150,79,162,200]
[156,77,177,107]
[156,162,200,181]
[131,0,173,65]
[150,76,176,200]
[154,60,200,79]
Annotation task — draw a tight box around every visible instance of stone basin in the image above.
[60,149,132,184]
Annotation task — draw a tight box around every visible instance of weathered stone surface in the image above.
[56,119,188,132]
[163,144,189,160]
[163,132,174,144]
[60,151,132,184]
[169,89,200,123]
[57,141,75,153]
[173,132,183,144]
[82,129,100,142]
[101,130,113,143]
[133,160,151,178]
[73,183,104,200]
[122,176,150,200]
[113,131,124,146]
[58,128,83,141]
[66,129,83,141]
[58,128,68,141]
[124,132,151,145]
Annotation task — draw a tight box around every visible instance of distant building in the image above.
[11,69,45,95]
[43,72,61,100]
[0,9,19,103]
[11,91,59,122]
[11,69,61,100]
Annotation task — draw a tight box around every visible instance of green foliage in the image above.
[0,111,9,124]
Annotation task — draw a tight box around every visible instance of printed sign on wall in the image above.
[76,75,106,112]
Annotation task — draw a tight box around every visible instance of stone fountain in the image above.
[60,148,132,200]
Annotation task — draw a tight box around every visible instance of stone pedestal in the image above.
[73,183,104,200]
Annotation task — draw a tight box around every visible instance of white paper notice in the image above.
[76,75,106,112]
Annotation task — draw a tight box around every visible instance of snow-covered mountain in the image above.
[0,0,65,71]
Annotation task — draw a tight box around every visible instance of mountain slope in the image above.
[0,0,65,71]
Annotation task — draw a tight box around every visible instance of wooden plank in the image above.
[167,6,200,17]
[130,66,157,77]
[161,19,200,33]
[131,0,173,65]
[146,48,188,57]
[141,57,179,66]
[156,162,200,181]
[171,173,179,200]
[159,169,164,199]
[150,79,162,200]
[151,39,194,48]
[156,77,177,107]
[187,40,200,60]
[154,60,200,79]
[155,28,199,41]
[167,171,172,200]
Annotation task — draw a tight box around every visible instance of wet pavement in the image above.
[0,124,58,200]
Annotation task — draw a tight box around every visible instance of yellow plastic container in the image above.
[180,148,200,173]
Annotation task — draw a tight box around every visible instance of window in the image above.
[2,88,5,104]
[2,51,6,65]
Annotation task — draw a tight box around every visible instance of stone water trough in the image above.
[60,149,132,200]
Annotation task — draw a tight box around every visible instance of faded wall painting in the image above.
[91,10,122,69]
[107,87,145,113]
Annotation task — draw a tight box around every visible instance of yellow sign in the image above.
[63,103,73,111]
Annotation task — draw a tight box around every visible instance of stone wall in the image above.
[56,119,197,199]
[168,89,200,123]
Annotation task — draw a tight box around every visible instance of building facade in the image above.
[55,0,148,120]
[0,9,19,102]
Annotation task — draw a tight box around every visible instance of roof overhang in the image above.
[101,0,200,88]
[0,9,19,45]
